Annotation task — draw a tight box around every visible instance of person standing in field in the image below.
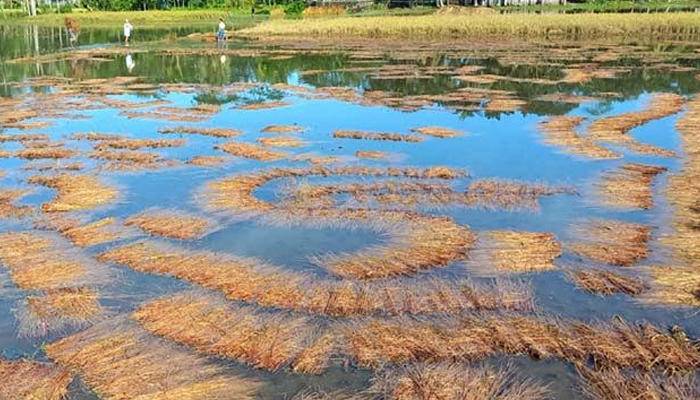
[123,19,134,46]
[64,17,80,48]
[217,18,226,43]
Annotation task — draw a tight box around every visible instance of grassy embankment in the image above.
[239,12,700,40]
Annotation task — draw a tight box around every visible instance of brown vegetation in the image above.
[28,174,118,212]
[0,358,72,400]
[370,363,549,400]
[159,126,241,138]
[216,142,288,161]
[99,240,533,316]
[0,188,34,219]
[464,179,575,212]
[569,219,652,266]
[93,138,186,151]
[410,126,463,138]
[258,136,307,148]
[36,215,136,247]
[90,149,177,171]
[333,130,424,143]
[46,318,261,400]
[578,366,700,400]
[596,163,666,210]
[646,266,700,307]
[539,116,621,160]
[570,269,647,296]
[187,155,229,166]
[20,287,102,337]
[261,125,306,134]
[236,101,291,110]
[125,209,212,240]
[356,151,387,159]
[466,230,562,274]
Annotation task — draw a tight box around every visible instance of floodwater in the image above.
[1,24,700,399]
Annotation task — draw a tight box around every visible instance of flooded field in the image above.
[1,23,700,399]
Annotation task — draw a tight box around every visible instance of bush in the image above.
[284,0,306,18]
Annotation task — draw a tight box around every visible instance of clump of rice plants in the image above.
[261,125,306,134]
[466,230,562,274]
[90,149,177,171]
[578,365,700,400]
[539,116,621,160]
[35,215,136,248]
[216,142,288,161]
[464,179,575,212]
[92,138,186,151]
[187,155,229,167]
[125,209,213,240]
[410,126,463,138]
[258,136,308,148]
[27,174,118,212]
[159,126,241,138]
[333,130,424,143]
[46,318,262,400]
[371,363,549,400]
[356,151,387,159]
[646,266,700,307]
[19,287,102,337]
[570,269,647,296]
[569,219,652,266]
[0,188,34,219]
[0,358,72,400]
[596,163,667,210]
[236,101,291,110]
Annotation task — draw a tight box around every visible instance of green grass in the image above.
[1,9,268,27]
[239,12,700,40]
[497,0,700,12]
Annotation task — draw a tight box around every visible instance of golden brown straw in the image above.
[371,363,549,400]
[596,163,666,210]
[569,219,651,266]
[93,138,185,151]
[125,209,212,240]
[19,287,102,337]
[570,269,647,296]
[133,292,333,373]
[410,126,463,138]
[0,188,34,219]
[46,318,261,400]
[466,230,562,274]
[36,215,137,247]
[539,116,621,160]
[236,100,291,110]
[0,358,72,400]
[333,130,424,143]
[261,125,306,134]
[216,142,288,161]
[99,240,533,316]
[258,136,307,148]
[356,150,388,159]
[187,155,229,166]
[28,174,118,212]
[578,365,700,400]
[159,126,242,138]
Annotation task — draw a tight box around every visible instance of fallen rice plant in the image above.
[98,240,533,316]
[36,215,136,247]
[568,219,652,266]
[187,155,229,166]
[93,138,186,151]
[216,142,288,161]
[159,126,242,138]
[0,188,34,219]
[578,365,700,400]
[125,209,212,240]
[46,318,261,400]
[646,266,700,307]
[464,179,576,212]
[370,363,549,400]
[410,126,463,138]
[261,125,306,134]
[120,110,208,122]
[466,230,562,274]
[356,150,387,159]
[236,101,291,110]
[539,116,621,160]
[27,174,118,212]
[344,315,700,372]
[133,291,332,373]
[13,147,78,160]
[90,149,177,171]
[19,287,102,337]
[333,130,424,143]
[0,358,72,400]
[570,269,647,296]
[596,163,666,210]
[258,136,307,148]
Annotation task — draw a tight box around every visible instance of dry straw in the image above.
[236,101,291,110]
[570,269,647,296]
[93,138,186,151]
[258,136,307,148]
[0,188,34,219]
[99,240,533,316]
[356,151,388,159]
[568,219,652,266]
[159,126,242,138]
[539,116,621,160]
[46,318,261,400]
[133,292,333,373]
[261,125,306,134]
[35,215,136,247]
[28,174,118,212]
[466,230,562,274]
[216,142,288,161]
[90,149,177,171]
[0,358,72,400]
[333,130,424,143]
[19,287,102,337]
[187,155,229,167]
[596,163,666,210]
[410,126,463,138]
[125,209,212,240]
[578,365,700,400]
[370,363,549,400]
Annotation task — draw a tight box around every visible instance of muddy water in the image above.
[1,25,700,399]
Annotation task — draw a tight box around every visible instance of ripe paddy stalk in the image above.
[578,365,700,400]
[187,154,228,166]
[596,163,667,210]
[0,358,73,400]
[93,138,186,151]
[258,136,307,148]
[355,151,387,159]
[344,316,700,373]
[37,216,136,247]
[333,130,424,143]
[132,292,330,373]
[371,363,549,400]
[261,125,306,134]
[98,240,533,316]
[466,231,562,274]
[568,219,652,266]
[539,116,621,160]
[124,209,212,240]
[569,269,647,296]
[19,287,102,338]
[0,188,34,219]
[216,142,288,161]
[159,126,241,138]
[27,174,119,212]
[236,101,291,110]
[45,318,261,400]
[409,126,463,138]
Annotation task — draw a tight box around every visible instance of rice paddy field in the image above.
[2,22,700,400]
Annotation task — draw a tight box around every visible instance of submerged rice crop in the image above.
[333,130,424,143]
[216,142,288,161]
[466,230,562,274]
[261,125,306,134]
[27,174,119,212]
[570,269,647,296]
[578,366,700,400]
[125,209,212,240]
[19,287,102,337]
[0,358,72,400]
[539,116,621,160]
[596,163,667,210]
[158,126,241,138]
[410,126,463,138]
[569,219,652,266]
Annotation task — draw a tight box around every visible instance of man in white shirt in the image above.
[123,19,133,46]
[217,18,226,43]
